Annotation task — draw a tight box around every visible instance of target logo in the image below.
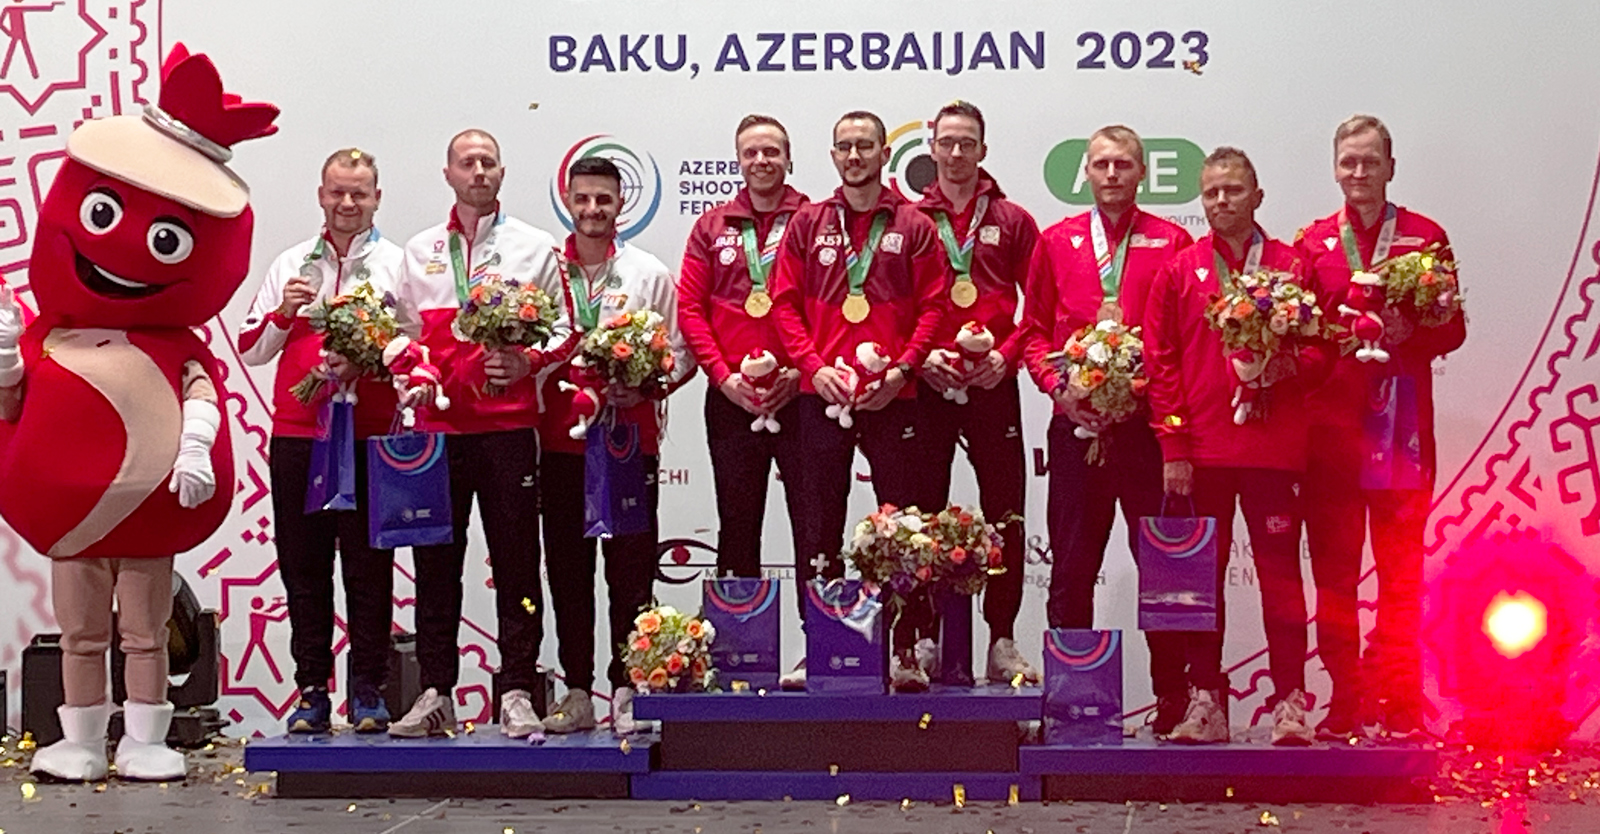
[885,119,935,202]
[549,134,662,241]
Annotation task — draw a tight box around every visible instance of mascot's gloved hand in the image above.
[0,286,23,388]
[168,398,220,508]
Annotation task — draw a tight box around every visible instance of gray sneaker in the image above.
[1169,688,1229,745]
[986,638,1041,685]
[388,687,456,738]
[542,689,597,734]
[1271,689,1315,747]
[610,686,637,735]
[500,689,544,741]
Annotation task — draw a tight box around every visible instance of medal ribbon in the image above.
[837,206,889,299]
[934,194,990,277]
[565,260,610,331]
[1090,206,1135,303]
[739,213,790,293]
[448,211,506,306]
[1211,229,1265,291]
[1339,202,1397,273]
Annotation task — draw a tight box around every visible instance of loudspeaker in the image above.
[1,669,9,738]
[346,631,423,719]
[112,610,219,709]
[21,635,65,747]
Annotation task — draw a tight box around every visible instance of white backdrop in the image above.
[1,0,1599,739]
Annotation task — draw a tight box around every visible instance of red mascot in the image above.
[0,45,277,782]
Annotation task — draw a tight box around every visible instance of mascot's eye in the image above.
[78,190,123,234]
[147,221,195,264]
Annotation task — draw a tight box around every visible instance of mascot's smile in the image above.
[74,251,167,299]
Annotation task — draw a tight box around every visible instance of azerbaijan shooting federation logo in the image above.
[550,134,662,241]
[886,119,936,202]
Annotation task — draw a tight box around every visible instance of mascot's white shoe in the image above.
[114,701,186,781]
[31,703,109,781]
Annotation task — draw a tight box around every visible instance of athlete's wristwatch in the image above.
[893,361,915,379]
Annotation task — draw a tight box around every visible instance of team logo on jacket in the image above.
[818,247,837,266]
[880,232,904,254]
[1070,235,1084,248]
[549,134,662,241]
[1195,267,1210,283]
[719,247,737,265]
[1325,236,1338,250]
[979,225,1001,245]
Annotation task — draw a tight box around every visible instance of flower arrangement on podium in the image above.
[290,282,400,403]
[623,605,718,694]
[1205,270,1328,424]
[1373,246,1464,328]
[845,503,1007,603]
[451,277,560,395]
[576,309,675,397]
[1047,320,1146,464]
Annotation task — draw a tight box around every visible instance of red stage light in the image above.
[1483,592,1548,659]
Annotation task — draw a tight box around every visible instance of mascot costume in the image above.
[0,45,277,782]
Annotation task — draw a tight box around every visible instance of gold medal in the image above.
[1097,299,1123,325]
[744,289,773,318]
[951,279,978,308]
[842,293,871,323]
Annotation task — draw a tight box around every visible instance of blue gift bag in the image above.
[1137,503,1220,631]
[366,430,453,549]
[703,577,781,690]
[1361,373,1428,491]
[305,398,357,513]
[1043,628,1124,745]
[583,417,651,539]
[803,579,886,695]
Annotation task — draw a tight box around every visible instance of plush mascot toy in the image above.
[938,321,995,406]
[1338,270,1390,363]
[740,349,782,433]
[825,342,890,430]
[558,356,607,440]
[0,44,277,782]
[383,335,451,428]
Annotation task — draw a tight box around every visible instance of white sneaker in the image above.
[889,655,930,693]
[1168,688,1229,745]
[1271,689,1315,747]
[113,701,185,781]
[778,659,807,690]
[388,687,456,738]
[31,703,109,782]
[543,689,597,734]
[914,638,941,678]
[610,687,637,735]
[986,638,1041,685]
[500,689,544,741]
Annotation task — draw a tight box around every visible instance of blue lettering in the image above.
[969,31,1004,70]
[933,31,942,69]
[792,32,818,71]
[581,35,616,72]
[656,34,688,71]
[946,31,963,76]
[862,31,890,70]
[824,32,856,70]
[892,32,927,70]
[550,35,577,72]
[619,34,651,71]
[756,32,784,71]
[715,33,750,72]
[1011,30,1045,69]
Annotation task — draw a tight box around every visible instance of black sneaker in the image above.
[1152,694,1189,737]
[1315,699,1361,741]
[1381,702,1425,741]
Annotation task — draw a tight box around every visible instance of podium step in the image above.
[631,770,1041,802]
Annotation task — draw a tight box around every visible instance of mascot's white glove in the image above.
[0,286,23,388]
[169,398,220,508]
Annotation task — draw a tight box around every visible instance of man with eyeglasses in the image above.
[769,110,948,691]
[915,100,1041,685]
[1018,125,1193,732]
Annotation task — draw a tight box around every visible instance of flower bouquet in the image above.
[1372,245,1463,329]
[576,309,674,397]
[1205,270,1329,424]
[845,503,1007,603]
[452,277,560,395]
[289,282,399,403]
[623,605,717,694]
[1047,320,1147,464]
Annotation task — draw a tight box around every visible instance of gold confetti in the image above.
[528,103,540,110]
[1258,810,1280,826]
[731,681,749,692]
[835,794,850,806]
[346,803,357,813]
[521,598,537,614]
[504,828,516,834]
[953,783,966,808]
[1008,784,1019,805]
[1183,59,1204,75]
[1159,804,1168,811]
[1225,786,1235,798]
[900,798,912,810]
[444,729,456,739]
[620,738,633,754]
[1011,673,1025,689]
[918,713,932,729]
[16,732,34,751]
[829,764,839,776]
[253,784,271,797]
[465,722,476,735]
[94,783,107,793]
[20,782,36,800]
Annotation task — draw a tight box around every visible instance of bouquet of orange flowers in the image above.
[623,605,717,694]
[1205,270,1329,424]
[576,309,674,396]
[1372,245,1463,329]
[452,277,560,395]
[845,503,1007,603]
[289,282,399,403]
[1048,321,1147,464]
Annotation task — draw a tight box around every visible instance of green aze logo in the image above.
[1043,138,1204,205]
